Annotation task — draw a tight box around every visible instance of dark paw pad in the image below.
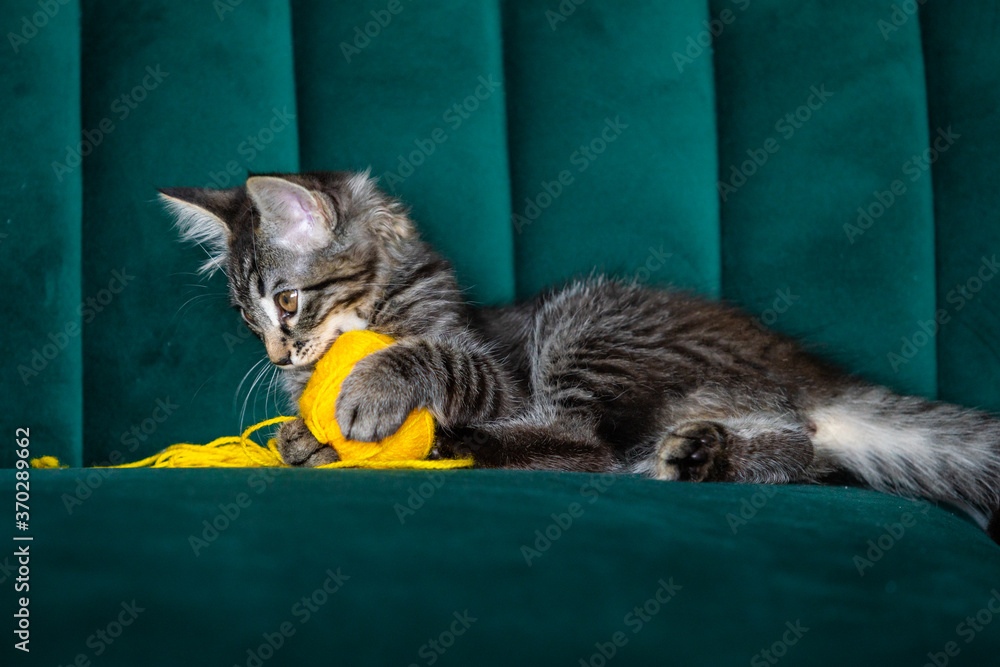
[656,421,726,482]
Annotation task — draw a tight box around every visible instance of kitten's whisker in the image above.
[264,365,278,418]
[240,361,272,431]
[174,293,215,313]
[234,356,269,411]
[238,362,267,427]
[270,366,283,416]
[265,366,273,418]
[252,362,278,426]
[172,292,228,325]
[241,368,268,432]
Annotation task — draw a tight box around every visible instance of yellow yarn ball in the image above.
[298,330,436,462]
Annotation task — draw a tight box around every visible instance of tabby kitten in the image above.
[160,171,1000,540]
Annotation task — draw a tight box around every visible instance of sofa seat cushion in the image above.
[17,469,1000,665]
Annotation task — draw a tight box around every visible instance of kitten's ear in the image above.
[246,176,335,251]
[345,169,414,243]
[158,187,237,275]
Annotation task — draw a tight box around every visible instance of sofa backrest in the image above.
[3,0,998,466]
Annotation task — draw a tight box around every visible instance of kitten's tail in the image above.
[808,387,1000,527]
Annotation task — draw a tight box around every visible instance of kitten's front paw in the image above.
[655,421,727,482]
[336,354,419,442]
[276,418,339,467]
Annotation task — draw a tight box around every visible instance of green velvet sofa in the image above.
[4,0,1000,664]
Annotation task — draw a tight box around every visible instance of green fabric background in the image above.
[504,0,721,298]
[921,1,1000,412]
[6,470,1000,666]
[714,0,937,398]
[3,0,1000,665]
[1,0,82,468]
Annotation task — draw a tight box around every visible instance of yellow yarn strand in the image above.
[30,331,475,471]
[30,416,474,470]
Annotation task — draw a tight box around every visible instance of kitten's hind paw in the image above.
[655,421,727,482]
[276,418,340,467]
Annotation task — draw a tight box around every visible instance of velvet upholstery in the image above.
[2,0,999,664]
[9,470,1000,666]
[3,0,82,467]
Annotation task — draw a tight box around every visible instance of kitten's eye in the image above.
[240,308,252,325]
[276,290,298,315]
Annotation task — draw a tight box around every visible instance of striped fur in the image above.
[163,171,1000,541]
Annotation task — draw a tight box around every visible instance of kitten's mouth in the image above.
[280,329,343,369]
[278,356,317,370]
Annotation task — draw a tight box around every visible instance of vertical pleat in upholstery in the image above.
[1,0,82,467]
[714,0,937,397]
[502,0,721,299]
[291,0,515,306]
[921,2,1000,412]
[80,0,300,464]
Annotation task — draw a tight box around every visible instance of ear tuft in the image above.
[346,168,375,201]
[158,188,233,276]
[246,176,335,251]
[344,169,414,243]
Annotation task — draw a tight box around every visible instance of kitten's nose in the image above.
[265,338,292,366]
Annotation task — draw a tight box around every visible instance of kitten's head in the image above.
[159,171,412,368]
